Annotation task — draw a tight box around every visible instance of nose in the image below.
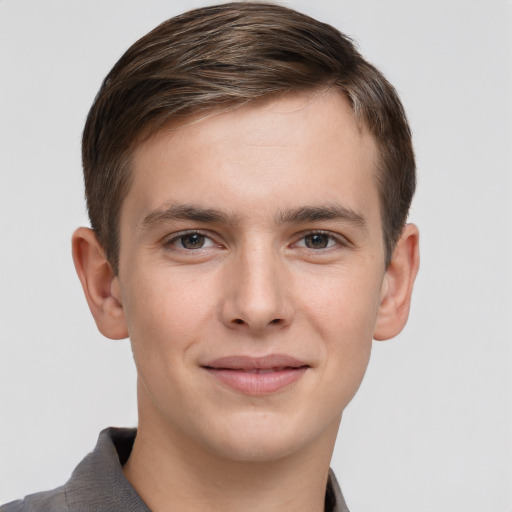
[219,246,294,334]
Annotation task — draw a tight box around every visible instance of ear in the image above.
[71,227,128,340]
[374,223,420,341]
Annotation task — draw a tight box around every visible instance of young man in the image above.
[2,2,419,511]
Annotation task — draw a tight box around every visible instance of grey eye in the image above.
[167,231,218,251]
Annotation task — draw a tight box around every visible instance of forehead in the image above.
[122,90,380,230]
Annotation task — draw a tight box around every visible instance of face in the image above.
[116,91,387,462]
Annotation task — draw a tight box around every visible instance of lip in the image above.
[202,354,309,395]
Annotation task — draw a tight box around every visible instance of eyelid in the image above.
[291,230,351,249]
[161,228,350,251]
[163,229,221,249]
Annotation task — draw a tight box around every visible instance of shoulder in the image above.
[0,486,68,512]
[1,428,146,512]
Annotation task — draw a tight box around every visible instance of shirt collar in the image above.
[63,427,349,512]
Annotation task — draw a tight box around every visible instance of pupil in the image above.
[182,233,204,249]
[306,234,328,249]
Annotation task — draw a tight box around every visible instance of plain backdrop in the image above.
[1,1,511,510]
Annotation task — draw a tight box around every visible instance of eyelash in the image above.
[163,229,348,252]
[164,230,219,251]
[292,230,348,251]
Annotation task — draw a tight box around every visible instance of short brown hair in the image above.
[82,1,415,274]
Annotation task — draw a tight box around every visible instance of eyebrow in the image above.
[141,202,239,230]
[140,202,367,231]
[276,204,368,229]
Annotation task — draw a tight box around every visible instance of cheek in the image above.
[298,265,382,340]
[296,268,381,398]
[122,268,218,365]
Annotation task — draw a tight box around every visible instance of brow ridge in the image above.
[275,204,368,228]
[141,202,238,230]
[140,202,367,231]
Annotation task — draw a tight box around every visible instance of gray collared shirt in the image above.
[1,427,350,512]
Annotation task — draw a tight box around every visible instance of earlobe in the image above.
[71,227,129,340]
[374,223,420,341]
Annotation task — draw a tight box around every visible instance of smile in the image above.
[202,355,310,395]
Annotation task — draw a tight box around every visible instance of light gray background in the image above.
[1,1,511,510]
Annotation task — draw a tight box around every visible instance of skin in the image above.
[73,90,419,512]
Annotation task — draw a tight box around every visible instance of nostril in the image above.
[228,317,286,328]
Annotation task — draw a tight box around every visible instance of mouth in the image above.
[202,355,310,395]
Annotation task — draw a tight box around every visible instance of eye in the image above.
[295,232,340,249]
[167,231,217,250]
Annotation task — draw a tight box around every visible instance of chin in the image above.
[211,434,302,463]
[202,411,329,463]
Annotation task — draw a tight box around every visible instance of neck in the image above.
[123,409,339,512]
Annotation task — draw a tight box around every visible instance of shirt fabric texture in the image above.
[1,427,350,512]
